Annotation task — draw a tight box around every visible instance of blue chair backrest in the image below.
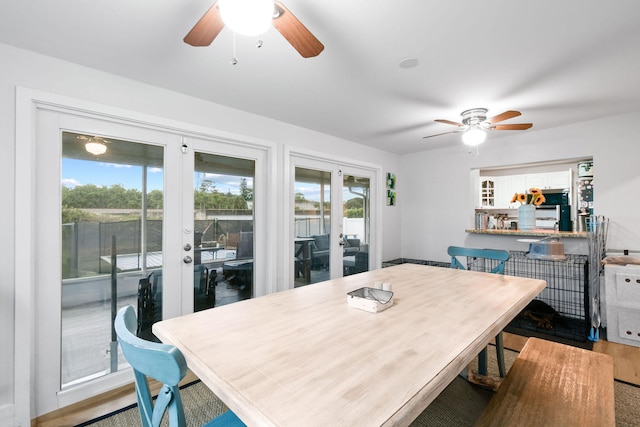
[115,305,188,427]
[447,246,509,275]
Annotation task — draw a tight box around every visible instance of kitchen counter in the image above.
[466,229,588,238]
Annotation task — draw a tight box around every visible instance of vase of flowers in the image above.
[511,188,545,231]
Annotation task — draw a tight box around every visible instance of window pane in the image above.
[60,132,163,388]
[294,167,331,285]
[343,175,370,276]
[194,152,255,307]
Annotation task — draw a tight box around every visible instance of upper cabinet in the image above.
[479,178,495,207]
[479,175,526,208]
[526,171,572,190]
[478,170,572,209]
[546,171,572,189]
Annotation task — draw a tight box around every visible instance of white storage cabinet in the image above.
[603,264,640,347]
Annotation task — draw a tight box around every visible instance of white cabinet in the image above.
[479,178,495,207]
[525,170,572,190]
[525,173,547,189]
[479,175,527,208]
[547,171,572,189]
[494,176,515,208]
[480,171,572,209]
[603,264,640,347]
[508,175,526,205]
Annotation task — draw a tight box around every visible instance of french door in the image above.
[291,155,377,285]
[32,109,266,415]
[182,136,267,306]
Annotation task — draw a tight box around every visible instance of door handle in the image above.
[183,256,193,264]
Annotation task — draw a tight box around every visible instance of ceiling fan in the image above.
[423,108,533,145]
[184,0,324,58]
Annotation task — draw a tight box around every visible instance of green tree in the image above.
[344,197,363,210]
[62,181,250,220]
[193,188,247,210]
[344,197,364,218]
[147,189,163,210]
[240,178,253,201]
[199,179,215,193]
[61,206,99,223]
[62,184,143,209]
[345,207,364,218]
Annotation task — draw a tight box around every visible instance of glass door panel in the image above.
[60,131,164,388]
[192,152,255,308]
[342,174,371,276]
[294,167,331,286]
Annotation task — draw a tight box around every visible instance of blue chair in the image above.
[447,246,510,378]
[115,305,245,427]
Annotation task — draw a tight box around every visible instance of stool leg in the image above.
[495,331,506,377]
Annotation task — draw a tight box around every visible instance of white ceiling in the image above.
[1,0,639,154]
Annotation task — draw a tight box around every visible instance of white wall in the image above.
[400,111,640,263]
[0,42,401,425]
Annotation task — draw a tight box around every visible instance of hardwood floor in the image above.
[32,334,640,426]
[593,339,640,385]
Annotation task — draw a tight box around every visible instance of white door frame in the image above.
[285,147,382,287]
[14,88,276,423]
[34,109,186,414]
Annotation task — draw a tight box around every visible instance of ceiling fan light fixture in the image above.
[462,127,486,146]
[85,141,107,155]
[218,0,274,36]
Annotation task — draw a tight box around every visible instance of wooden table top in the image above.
[153,263,546,427]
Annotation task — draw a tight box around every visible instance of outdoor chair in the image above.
[309,234,330,269]
[115,305,245,427]
[222,231,253,298]
[194,264,215,311]
[447,246,510,378]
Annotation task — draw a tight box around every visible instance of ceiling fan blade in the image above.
[184,2,225,47]
[423,130,462,139]
[491,123,533,130]
[272,2,324,58]
[487,110,521,124]
[435,119,464,127]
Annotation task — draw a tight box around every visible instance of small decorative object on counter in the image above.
[347,287,394,313]
[511,188,545,231]
[475,212,489,230]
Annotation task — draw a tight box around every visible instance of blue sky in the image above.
[62,159,164,191]
[62,158,249,194]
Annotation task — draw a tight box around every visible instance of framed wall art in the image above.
[386,173,396,206]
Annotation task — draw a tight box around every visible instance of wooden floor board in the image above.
[593,339,640,385]
[33,371,199,427]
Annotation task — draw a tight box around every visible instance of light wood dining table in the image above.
[153,263,546,427]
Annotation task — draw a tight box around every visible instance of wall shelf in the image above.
[466,229,588,238]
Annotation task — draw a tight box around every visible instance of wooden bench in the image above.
[475,337,615,427]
